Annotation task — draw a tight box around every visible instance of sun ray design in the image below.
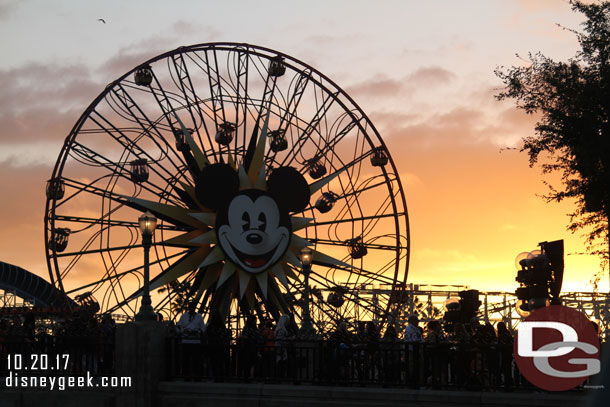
[122,196,202,228]
[217,261,237,288]
[281,263,299,281]
[200,264,222,291]
[238,269,252,299]
[189,212,216,225]
[291,217,314,231]
[198,245,225,268]
[148,248,211,291]
[284,249,302,269]
[308,169,345,195]
[310,249,353,269]
[179,181,204,207]
[256,272,269,299]
[187,230,217,245]
[238,166,251,189]
[163,230,204,247]
[247,111,269,185]
[270,263,290,290]
[290,235,313,249]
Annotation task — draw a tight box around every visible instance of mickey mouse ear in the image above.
[195,163,239,210]
[267,166,310,213]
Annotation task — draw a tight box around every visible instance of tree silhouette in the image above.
[495,1,610,289]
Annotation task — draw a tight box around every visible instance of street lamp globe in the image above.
[138,211,157,237]
[300,247,313,267]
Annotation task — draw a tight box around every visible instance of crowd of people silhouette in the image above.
[0,308,601,391]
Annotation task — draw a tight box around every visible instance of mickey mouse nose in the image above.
[246,233,262,244]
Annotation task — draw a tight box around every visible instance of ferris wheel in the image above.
[44,43,410,329]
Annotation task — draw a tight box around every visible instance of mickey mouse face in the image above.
[197,163,310,274]
[216,189,291,274]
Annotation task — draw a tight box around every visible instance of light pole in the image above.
[135,211,157,322]
[298,247,316,338]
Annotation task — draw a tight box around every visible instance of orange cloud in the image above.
[345,66,455,101]
[346,75,404,98]
[407,66,455,85]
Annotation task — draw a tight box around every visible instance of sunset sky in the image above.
[0,0,606,298]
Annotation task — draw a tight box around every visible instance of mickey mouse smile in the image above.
[221,231,289,270]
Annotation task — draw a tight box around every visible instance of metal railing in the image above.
[165,336,535,390]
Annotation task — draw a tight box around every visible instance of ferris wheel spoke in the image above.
[304,176,399,218]
[104,248,198,314]
[169,53,209,145]
[255,70,279,126]
[244,75,279,171]
[325,179,397,237]
[109,84,194,177]
[309,212,405,228]
[59,177,130,206]
[309,238,400,252]
[297,289,343,329]
[232,48,250,152]
[99,244,137,291]
[85,109,189,175]
[344,175,397,200]
[278,70,311,132]
[201,48,227,129]
[58,177,193,229]
[329,289,380,319]
[148,73,213,176]
[333,131,368,182]
[69,141,186,206]
[307,272,381,322]
[312,263,396,287]
[53,227,111,281]
[326,180,371,236]
[154,270,198,314]
[70,140,172,198]
[169,55,228,173]
[55,202,126,235]
[53,242,167,258]
[304,150,373,194]
[361,195,398,239]
[317,117,364,168]
[100,273,134,314]
[279,91,338,168]
[52,215,183,231]
[265,70,311,164]
[326,155,367,220]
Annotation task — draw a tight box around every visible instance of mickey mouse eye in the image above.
[257,213,267,231]
[242,212,250,232]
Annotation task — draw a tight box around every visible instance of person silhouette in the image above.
[176,303,206,378]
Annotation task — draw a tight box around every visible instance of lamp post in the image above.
[298,247,316,338]
[135,211,157,322]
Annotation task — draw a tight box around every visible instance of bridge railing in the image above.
[164,336,539,390]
